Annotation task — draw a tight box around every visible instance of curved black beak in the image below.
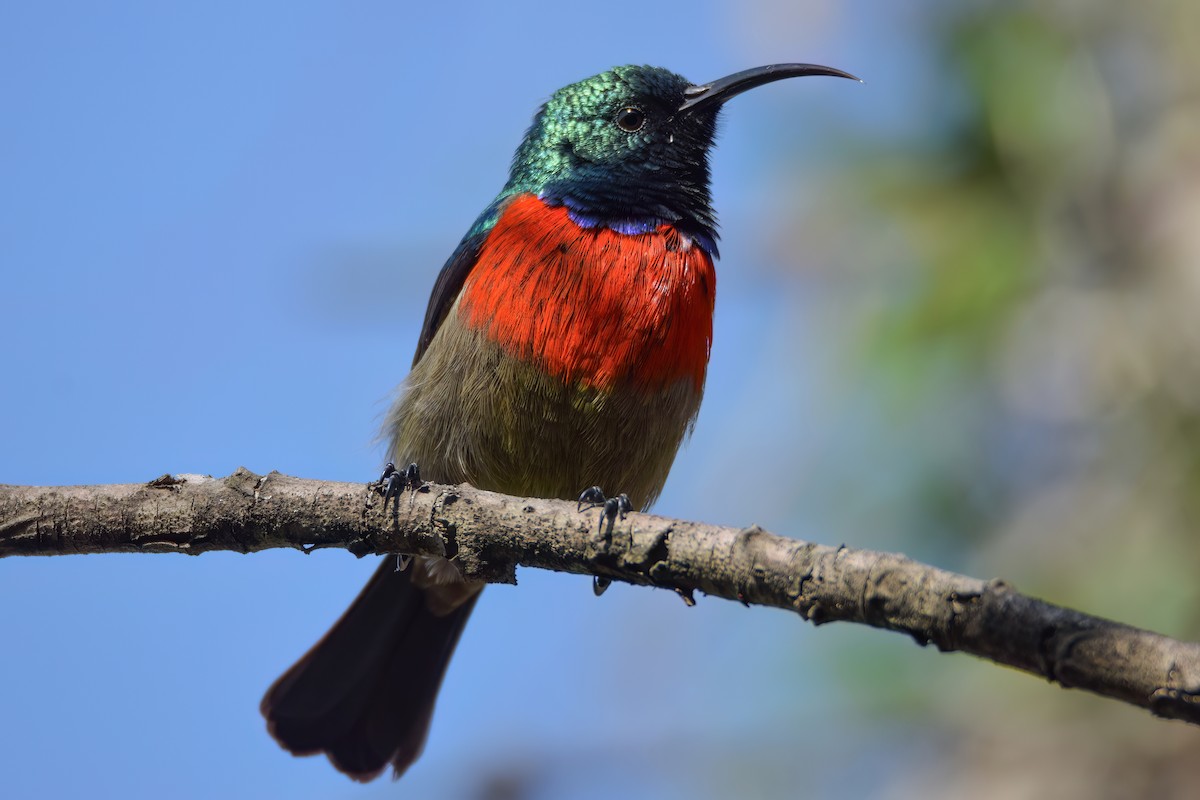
[678,63,860,114]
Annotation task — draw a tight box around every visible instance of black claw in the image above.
[608,493,633,520]
[577,486,634,534]
[577,485,606,512]
[372,462,396,497]
[579,487,633,595]
[377,462,423,515]
[382,474,403,515]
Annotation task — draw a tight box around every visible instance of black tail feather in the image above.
[262,559,480,781]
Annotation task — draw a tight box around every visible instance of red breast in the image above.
[458,194,716,392]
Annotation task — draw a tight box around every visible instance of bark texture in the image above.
[2,468,1199,725]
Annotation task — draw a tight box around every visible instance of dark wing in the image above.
[412,195,513,366]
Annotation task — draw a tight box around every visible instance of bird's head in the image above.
[505,63,857,243]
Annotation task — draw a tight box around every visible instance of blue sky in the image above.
[0,2,931,797]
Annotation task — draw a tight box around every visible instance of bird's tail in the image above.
[261,558,480,781]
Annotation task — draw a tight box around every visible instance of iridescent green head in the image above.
[503,63,858,242]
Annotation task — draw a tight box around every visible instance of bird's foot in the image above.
[373,461,423,515]
[577,486,633,597]
[576,486,633,532]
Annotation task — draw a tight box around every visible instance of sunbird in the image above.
[262,61,856,781]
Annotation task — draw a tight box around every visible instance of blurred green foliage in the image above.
[769,2,1200,796]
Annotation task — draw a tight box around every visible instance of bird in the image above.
[261,62,857,782]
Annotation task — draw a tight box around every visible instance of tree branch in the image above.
[3,467,1199,725]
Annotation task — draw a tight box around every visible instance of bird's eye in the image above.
[615,107,646,132]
